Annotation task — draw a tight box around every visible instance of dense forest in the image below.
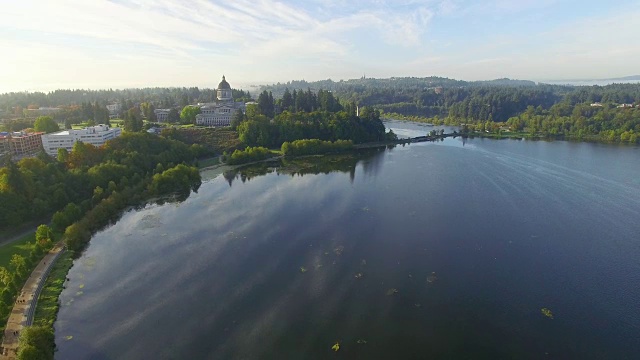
[259,78,640,143]
[236,90,393,148]
[0,133,203,230]
[0,88,252,113]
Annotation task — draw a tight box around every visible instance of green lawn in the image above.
[0,234,35,269]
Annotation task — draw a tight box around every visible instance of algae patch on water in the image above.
[331,341,340,351]
[386,288,398,296]
[426,272,438,283]
[541,308,554,319]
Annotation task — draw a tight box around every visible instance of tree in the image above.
[35,224,52,244]
[9,254,27,278]
[123,108,143,132]
[180,106,201,125]
[281,88,293,111]
[257,91,275,118]
[17,325,55,360]
[57,148,69,163]
[92,103,110,125]
[167,108,180,124]
[33,116,59,134]
[0,267,12,288]
[230,109,245,130]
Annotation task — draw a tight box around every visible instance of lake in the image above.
[54,121,640,359]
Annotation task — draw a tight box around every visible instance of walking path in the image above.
[0,243,65,359]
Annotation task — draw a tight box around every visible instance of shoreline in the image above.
[383,117,640,145]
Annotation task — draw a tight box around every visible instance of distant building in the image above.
[41,124,121,156]
[0,131,44,157]
[106,103,121,113]
[154,109,172,122]
[25,107,61,117]
[617,103,633,108]
[434,86,443,94]
[590,103,603,107]
[106,103,122,119]
[0,133,7,156]
[196,76,246,127]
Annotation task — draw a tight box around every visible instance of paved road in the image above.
[0,243,64,359]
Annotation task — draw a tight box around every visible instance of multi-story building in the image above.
[0,131,44,157]
[0,133,9,156]
[196,76,246,127]
[154,109,171,122]
[106,103,122,119]
[41,124,122,156]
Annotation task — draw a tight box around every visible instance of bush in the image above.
[226,146,273,165]
[17,325,55,360]
[281,139,353,156]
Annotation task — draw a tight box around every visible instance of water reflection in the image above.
[55,122,640,359]
[222,148,386,187]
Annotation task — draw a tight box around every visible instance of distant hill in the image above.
[259,77,537,98]
[544,75,640,86]
[609,75,640,81]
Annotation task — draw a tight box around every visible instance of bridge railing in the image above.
[24,246,65,326]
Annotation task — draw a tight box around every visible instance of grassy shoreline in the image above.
[33,251,74,328]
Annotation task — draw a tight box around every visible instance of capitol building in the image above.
[196,76,246,127]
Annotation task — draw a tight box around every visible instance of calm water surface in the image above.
[55,121,640,359]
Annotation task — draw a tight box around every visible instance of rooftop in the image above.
[46,124,114,136]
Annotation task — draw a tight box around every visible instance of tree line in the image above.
[224,146,273,165]
[259,78,640,143]
[0,87,252,114]
[235,90,393,148]
[0,132,203,231]
[281,139,353,156]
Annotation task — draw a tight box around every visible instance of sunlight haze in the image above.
[1,0,639,92]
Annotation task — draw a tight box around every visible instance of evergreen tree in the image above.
[282,88,293,112]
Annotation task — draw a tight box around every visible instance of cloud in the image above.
[1,0,637,91]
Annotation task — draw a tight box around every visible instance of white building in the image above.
[41,124,122,156]
[106,103,122,114]
[106,103,122,119]
[154,109,172,122]
[196,76,245,127]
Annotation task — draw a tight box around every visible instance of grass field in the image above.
[0,234,35,269]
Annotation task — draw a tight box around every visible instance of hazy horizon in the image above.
[1,0,639,94]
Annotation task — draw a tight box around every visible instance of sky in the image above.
[0,0,639,93]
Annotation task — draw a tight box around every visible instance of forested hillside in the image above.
[0,133,202,230]
[260,78,640,143]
